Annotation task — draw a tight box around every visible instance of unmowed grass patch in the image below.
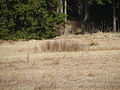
[40,39,84,52]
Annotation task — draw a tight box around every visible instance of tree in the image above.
[88,0,117,32]
[84,0,112,23]
[0,0,66,40]
[113,0,116,32]
[81,0,89,23]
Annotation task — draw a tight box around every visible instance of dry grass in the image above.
[88,38,98,46]
[0,33,120,90]
[39,33,120,52]
[40,39,83,52]
[0,32,120,53]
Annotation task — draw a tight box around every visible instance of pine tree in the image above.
[0,0,66,40]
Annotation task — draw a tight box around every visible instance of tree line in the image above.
[0,0,119,40]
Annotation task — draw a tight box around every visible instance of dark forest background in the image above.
[0,0,120,40]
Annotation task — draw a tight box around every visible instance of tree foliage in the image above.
[88,0,112,5]
[0,0,118,39]
[0,0,66,40]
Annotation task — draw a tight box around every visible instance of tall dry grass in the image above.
[40,39,84,52]
[1,33,120,53]
[39,37,120,52]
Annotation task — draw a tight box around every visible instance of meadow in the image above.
[0,33,120,90]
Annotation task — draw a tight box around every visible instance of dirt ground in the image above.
[0,33,120,90]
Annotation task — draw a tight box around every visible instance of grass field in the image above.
[0,33,120,90]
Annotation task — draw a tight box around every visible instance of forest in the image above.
[0,0,120,40]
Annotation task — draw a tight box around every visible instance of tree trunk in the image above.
[64,0,68,35]
[113,0,117,32]
[64,0,67,21]
[60,0,64,13]
[81,0,89,23]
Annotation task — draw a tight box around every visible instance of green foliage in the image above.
[0,0,65,40]
[88,0,112,5]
